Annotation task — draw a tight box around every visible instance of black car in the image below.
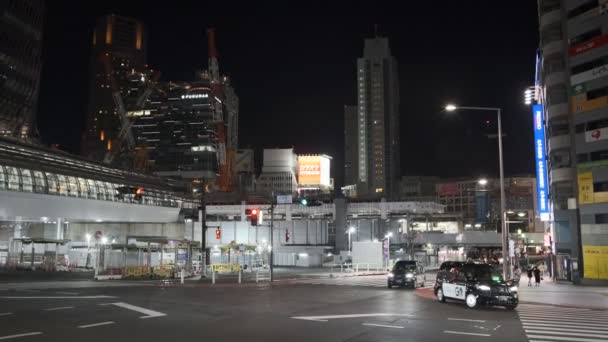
[387,260,425,289]
[434,261,518,309]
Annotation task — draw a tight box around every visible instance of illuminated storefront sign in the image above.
[533,104,550,221]
[570,64,608,85]
[572,95,608,113]
[298,155,331,186]
[569,35,608,56]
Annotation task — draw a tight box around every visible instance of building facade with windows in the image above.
[0,0,44,139]
[82,14,148,162]
[354,35,400,199]
[537,0,608,282]
[256,148,298,196]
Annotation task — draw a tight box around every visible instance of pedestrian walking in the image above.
[527,266,533,287]
[539,262,546,280]
[513,265,522,285]
[533,266,541,287]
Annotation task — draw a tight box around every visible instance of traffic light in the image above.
[250,208,259,226]
[299,198,322,206]
[215,229,221,239]
[135,187,143,201]
[300,199,308,206]
[285,229,290,243]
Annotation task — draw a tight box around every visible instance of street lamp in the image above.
[478,178,488,186]
[445,103,508,280]
[348,227,356,256]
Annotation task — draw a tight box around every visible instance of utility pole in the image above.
[200,178,207,277]
[269,192,275,282]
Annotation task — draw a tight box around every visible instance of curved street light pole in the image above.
[445,105,509,280]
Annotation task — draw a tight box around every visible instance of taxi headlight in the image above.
[477,285,491,291]
[405,273,414,278]
[509,286,518,292]
[388,272,394,278]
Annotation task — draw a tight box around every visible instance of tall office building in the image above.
[355,35,400,199]
[344,105,358,186]
[130,29,239,187]
[82,14,148,162]
[536,0,608,283]
[0,0,44,139]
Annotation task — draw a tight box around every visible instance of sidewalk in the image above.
[517,277,608,309]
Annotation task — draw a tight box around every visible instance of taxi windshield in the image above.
[464,264,502,282]
[393,262,416,272]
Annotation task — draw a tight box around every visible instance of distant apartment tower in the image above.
[355,35,400,199]
[82,14,147,162]
[344,105,358,186]
[257,148,298,196]
[536,0,608,283]
[0,0,44,139]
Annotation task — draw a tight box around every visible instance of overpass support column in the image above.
[241,201,247,222]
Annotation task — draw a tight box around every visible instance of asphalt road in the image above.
[0,281,531,342]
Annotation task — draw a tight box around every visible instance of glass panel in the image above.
[20,169,33,192]
[56,174,68,196]
[46,173,58,194]
[0,166,5,190]
[32,170,46,193]
[78,178,89,198]
[66,176,79,197]
[87,179,98,200]
[5,166,20,191]
[105,182,116,201]
[95,180,106,200]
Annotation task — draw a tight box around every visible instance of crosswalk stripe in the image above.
[526,330,608,339]
[521,319,608,328]
[523,323,608,331]
[527,334,608,342]
[519,315,608,323]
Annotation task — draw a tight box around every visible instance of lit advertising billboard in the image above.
[298,155,331,186]
[533,104,550,221]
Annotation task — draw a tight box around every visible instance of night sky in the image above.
[37,2,539,187]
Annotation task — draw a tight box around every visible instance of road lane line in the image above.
[444,331,490,337]
[55,292,78,295]
[0,313,13,316]
[0,296,115,299]
[44,306,74,311]
[101,302,166,319]
[292,313,412,322]
[0,332,42,340]
[524,325,608,333]
[448,318,486,323]
[78,321,114,328]
[362,323,404,329]
[519,315,608,323]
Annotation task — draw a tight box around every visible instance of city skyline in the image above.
[37,2,538,187]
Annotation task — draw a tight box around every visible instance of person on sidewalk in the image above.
[527,266,533,287]
[513,265,522,285]
[539,262,546,280]
[533,266,541,287]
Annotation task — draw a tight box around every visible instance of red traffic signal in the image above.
[215,229,221,239]
[251,209,258,215]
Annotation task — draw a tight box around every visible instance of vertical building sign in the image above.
[533,104,550,221]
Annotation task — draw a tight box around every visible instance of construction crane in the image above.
[100,53,159,166]
[207,28,234,192]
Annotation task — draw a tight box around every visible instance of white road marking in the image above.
[292,313,411,322]
[0,313,13,316]
[525,325,608,333]
[448,318,486,323]
[0,296,114,299]
[527,334,608,342]
[444,330,491,337]
[362,323,404,329]
[519,315,608,323]
[525,330,608,339]
[521,319,608,328]
[78,321,114,328]
[523,323,608,331]
[44,306,74,311]
[101,302,166,319]
[55,292,78,295]
[0,332,42,340]
[20,290,40,293]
